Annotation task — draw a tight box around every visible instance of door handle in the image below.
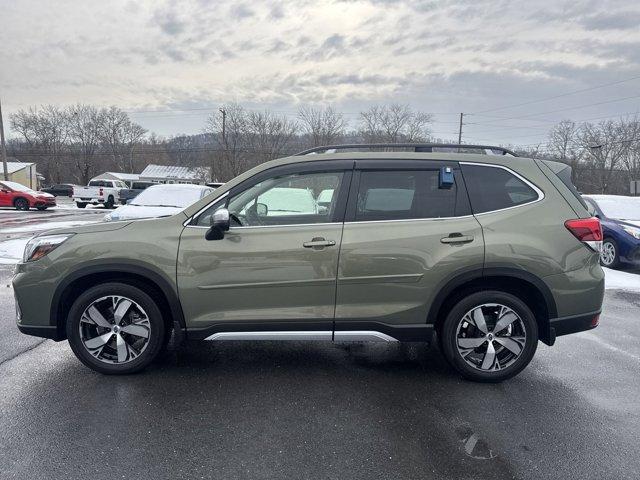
[303,237,336,249]
[440,233,474,244]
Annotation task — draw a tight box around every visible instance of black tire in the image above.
[440,290,538,383]
[76,202,87,209]
[105,196,115,209]
[600,238,620,269]
[14,197,29,211]
[36,206,48,211]
[66,282,166,374]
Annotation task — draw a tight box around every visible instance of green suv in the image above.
[13,144,604,382]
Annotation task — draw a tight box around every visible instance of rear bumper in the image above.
[548,310,600,344]
[17,323,62,340]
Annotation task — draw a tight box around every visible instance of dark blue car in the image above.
[583,195,640,269]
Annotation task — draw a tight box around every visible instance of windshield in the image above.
[586,195,640,220]
[0,181,35,193]
[130,185,209,208]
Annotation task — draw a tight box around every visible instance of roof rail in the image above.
[295,143,518,157]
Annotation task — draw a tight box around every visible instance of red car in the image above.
[0,180,56,211]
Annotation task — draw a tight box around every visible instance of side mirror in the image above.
[205,208,230,241]
[256,202,268,217]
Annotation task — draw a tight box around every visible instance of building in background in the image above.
[3,159,39,189]
[139,164,207,185]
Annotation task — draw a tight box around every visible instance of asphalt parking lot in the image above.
[1,208,639,480]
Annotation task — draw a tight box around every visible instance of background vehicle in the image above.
[40,184,75,197]
[583,195,640,268]
[14,144,604,382]
[72,179,127,209]
[104,183,214,221]
[0,180,56,210]
[118,181,155,205]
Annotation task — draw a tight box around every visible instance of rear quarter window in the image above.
[555,166,589,210]
[461,164,540,214]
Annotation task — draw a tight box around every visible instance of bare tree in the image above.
[67,104,102,184]
[619,118,640,182]
[547,120,584,183]
[10,106,69,183]
[245,110,298,163]
[205,103,250,179]
[359,104,432,143]
[298,106,347,147]
[580,120,631,193]
[99,106,146,173]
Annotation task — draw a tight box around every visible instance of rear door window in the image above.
[461,164,540,214]
[353,168,466,221]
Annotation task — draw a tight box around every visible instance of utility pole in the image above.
[0,98,9,181]
[216,107,227,182]
[457,112,464,145]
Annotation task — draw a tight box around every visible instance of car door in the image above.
[177,161,353,334]
[0,182,12,207]
[334,159,484,340]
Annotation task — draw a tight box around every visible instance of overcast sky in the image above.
[2,0,640,145]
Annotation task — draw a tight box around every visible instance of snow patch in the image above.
[602,267,640,291]
[0,238,28,264]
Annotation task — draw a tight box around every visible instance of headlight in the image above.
[622,225,640,240]
[23,234,74,262]
[103,214,113,222]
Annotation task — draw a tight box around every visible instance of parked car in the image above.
[13,143,604,382]
[582,194,640,268]
[118,181,156,205]
[40,183,75,197]
[0,180,56,211]
[104,184,214,221]
[72,179,127,209]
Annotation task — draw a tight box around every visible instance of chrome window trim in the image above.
[344,214,474,225]
[459,161,545,215]
[185,222,341,230]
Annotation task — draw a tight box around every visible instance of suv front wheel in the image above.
[67,282,166,374]
[440,291,538,382]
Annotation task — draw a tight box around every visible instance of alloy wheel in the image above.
[456,303,527,372]
[78,295,151,364]
[600,241,616,267]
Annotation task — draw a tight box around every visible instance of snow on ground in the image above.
[601,267,640,291]
[0,238,28,264]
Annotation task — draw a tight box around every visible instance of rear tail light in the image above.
[590,314,600,327]
[565,217,603,252]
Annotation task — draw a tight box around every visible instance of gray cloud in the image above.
[580,11,640,30]
[229,3,255,19]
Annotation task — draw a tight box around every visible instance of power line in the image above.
[468,94,640,123]
[473,73,640,114]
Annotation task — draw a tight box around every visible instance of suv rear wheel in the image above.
[440,291,538,382]
[66,282,166,374]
